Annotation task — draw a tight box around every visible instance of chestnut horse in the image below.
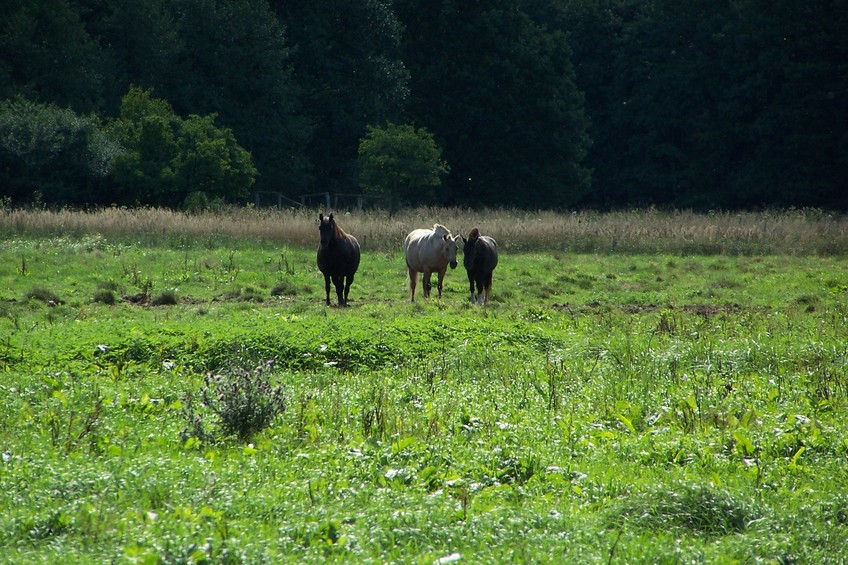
[462,228,498,305]
[317,213,361,306]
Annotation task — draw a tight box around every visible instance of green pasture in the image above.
[1,235,847,563]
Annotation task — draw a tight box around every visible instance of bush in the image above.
[183,360,286,442]
[109,87,257,208]
[92,289,116,305]
[25,286,63,305]
[0,98,122,207]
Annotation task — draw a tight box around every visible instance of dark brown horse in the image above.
[462,228,498,305]
[317,213,361,306]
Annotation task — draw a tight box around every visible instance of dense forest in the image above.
[1,0,845,210]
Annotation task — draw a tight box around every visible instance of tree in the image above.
[0,0,107,112]
[722,0,848,209]
[173,114,258,207]
[562,0,848,210]
[0,98,120,207]
[358,123,448,211]
[108,87,257,208]
[271,0,409,193]
[396,0,591,208]
[73,0,184,116]
[166,0,311,194]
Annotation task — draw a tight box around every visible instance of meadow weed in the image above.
[92,289,116,305]
[608,482,759,536]
[151,290,179,306]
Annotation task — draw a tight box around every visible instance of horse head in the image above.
[318,213,336,246]
[444,233,459,269]
[463,228,481,269]
[462,228,480,269]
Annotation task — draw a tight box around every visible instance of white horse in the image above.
[403,224,460,301]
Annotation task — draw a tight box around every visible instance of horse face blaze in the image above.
[319,219,333,245]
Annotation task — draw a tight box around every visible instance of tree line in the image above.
[1,0,845,211]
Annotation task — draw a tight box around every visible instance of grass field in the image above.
[1,208,847,563]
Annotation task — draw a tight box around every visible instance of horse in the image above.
[403,224,460,301]
[316,213,361,306]
[462,227,498,305]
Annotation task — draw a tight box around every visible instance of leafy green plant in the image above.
[92,289,116,305]
[25,286,62,305]
[151,290,178,306]
[186,360,286,442]
[38,372,105,454]
[608,483,759,536]
[108,86,257,207]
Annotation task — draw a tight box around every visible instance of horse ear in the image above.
[329,213,334,221]
[319,213,323,221]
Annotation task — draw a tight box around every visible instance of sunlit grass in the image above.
[2,206,847,254]
[0,225,847,562]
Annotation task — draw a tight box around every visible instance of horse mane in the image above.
[467,228,480,242]
[432,223,451,237]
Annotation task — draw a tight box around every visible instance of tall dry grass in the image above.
[1,206,846,255]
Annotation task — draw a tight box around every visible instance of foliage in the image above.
[271,0,409,193]
[0,0,105,111]
[165,0,312,193]
[185,361,286,442]
[1,0,847,210]
[108,87,257,208]
[562,0,848,210]
[358,123,448,210]
[0,98,121,206]
[396,0,591,208]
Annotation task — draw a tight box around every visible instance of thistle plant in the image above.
[184,360,286,442]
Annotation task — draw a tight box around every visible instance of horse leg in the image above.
[423,269,432,298]
[436,268,446,298]
[343,273,355,305]
[468,273,475,303]
[484,272,493,305]
[331,274,345,305]
[408,267,417,301]
[324,274,332,305]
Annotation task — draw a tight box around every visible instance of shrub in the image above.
[25,286,62,305]
[607,482,759,536]
[92,290,116,305]
[108,87,257,208]
[0,98,122,207]
[151,290,178,306]
[185,360,286,442]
